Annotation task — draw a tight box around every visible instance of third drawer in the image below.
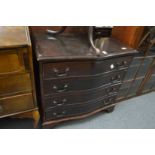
[43,83,121,110]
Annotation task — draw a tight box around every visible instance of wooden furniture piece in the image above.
[116,27,155,102]
[31,27,137,128]
[117,53,155,101]
[112,26,144,48]
[0,26,39,128]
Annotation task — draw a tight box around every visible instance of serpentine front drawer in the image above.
[43,83,121,110]
[43,56,132,79]
[45,94,117,121]
[42,69,127,95]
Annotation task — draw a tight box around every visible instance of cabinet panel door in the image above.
[0,48,29,75]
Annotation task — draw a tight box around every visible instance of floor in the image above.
[0,92,155,129]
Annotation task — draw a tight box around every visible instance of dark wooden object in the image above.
[0,27,39,128]
[116,27,155,102]
[112,26,144,48]
[30,27,137,128]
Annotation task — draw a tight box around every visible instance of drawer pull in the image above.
[108,98,112,102]
[106,87,117,93]
[53,99,67,106]
[0,105,3,113]
[52,111,66,118]
[53,67,70,77]
[111,75,121,81]
[53,84,68,93]
[117,75,121,79]
[110,64,115,69]
[122,61,127,65]
[111,87,116,91]
[116,61,127,67]
[116,61,128,67]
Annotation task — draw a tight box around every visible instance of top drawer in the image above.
[43,56,132,79]
[0,48,29,76]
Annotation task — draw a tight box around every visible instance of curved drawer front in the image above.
[42,70,126,95]
[43,83,121,110]
[43,56,132,79]
[45,94,117,121]
[0,73,32,97]
[0,93,34,117]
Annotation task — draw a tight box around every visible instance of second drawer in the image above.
[42,70,127,95]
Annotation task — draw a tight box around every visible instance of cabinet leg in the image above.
[105,106,115,113]
[11,110,40,128]
[42,123,58,129]
[32,110,40,128]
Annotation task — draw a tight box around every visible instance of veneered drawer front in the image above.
[43,70,126,95]
[43,56,132,79]
[0,73,32,97]
[43,83,121,110]
[45,94,117,121]
[0,48,29,75]
[0,93,34,117]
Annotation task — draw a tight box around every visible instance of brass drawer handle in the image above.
[52,99,67,106]
[122,61,127,65]
[106,87,117,93]
[111,75,121,81]
[108,98,113,102]
[110,64,115,69]
[117,60,128,67]
[53,67,70,77]
[52,111,66,118]
[53,84,68,93]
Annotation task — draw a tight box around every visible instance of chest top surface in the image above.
[0,26,30,49]
[31,30,138,62]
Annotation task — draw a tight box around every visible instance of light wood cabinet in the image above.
[0,27,38,121]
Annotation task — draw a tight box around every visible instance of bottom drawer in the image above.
[45,94,117,121]
[0,93,34,117]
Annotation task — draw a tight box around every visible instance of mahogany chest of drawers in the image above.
[0,27,37,119]
[31,29,137,128]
